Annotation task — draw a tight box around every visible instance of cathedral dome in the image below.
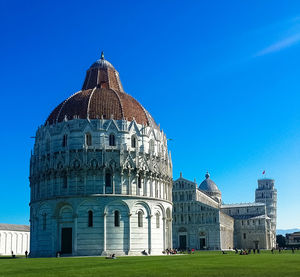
[46,52,157,128]
[199,172,221,193]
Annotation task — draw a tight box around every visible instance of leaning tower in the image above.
[255,178,277,248]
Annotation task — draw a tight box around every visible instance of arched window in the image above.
[85,132,92,146]
[88,210,93,227]
[138,211,143,227]
[42,213,47,231]
[131,136,136,148]
[46,139,50,152]
[63,175,68,188]
[156,213,160,228]
[149,140,154,153]
[91,159,98,169]
[114,210,120,227]
[109,134,115,146]
[138,175,142,189]
[105,172,111,187]
[62,134,68,147]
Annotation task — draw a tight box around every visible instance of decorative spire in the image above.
[205,172,210,179]
[101,51,104,60]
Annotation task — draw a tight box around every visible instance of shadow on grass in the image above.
[0,256,25,259]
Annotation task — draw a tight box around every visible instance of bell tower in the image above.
[255,178,277,248]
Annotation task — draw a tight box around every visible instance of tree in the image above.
[276,235,286,248]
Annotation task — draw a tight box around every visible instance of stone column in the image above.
[93,174,96,193]
[136,173,139,196]
[148,215,152,254]
[53,215,59,255]
[128,212,132,254]
[67,170,70,195]
[164,180,167,200]
[150,174,153,197]
[128,170,131,195]
[75,174,78,195]
[169,218,173,249]
[160,179,162,199]
[103,212,107,252]
[74,213,78,255]
[120,171,124,195]
[58,175,61,196]
[143,173,147,196]
[84,170,87,195]
[102,168,106,194]
[162,216,166,251]
[157,179,160,198]
[112,172,115,194]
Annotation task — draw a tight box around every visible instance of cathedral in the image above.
[172,172,277,250]
[29,53,173,257]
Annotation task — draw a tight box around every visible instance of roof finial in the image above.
[101,51,104,60]
[205,171,210,179]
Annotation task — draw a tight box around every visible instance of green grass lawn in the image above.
[1,251,300,277]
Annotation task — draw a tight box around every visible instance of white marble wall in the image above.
[222,203,273,249]
[219,212,234,249]
[172,177,225,250]
[30,118,173,257]
[30,197,172,257]
[0,230,30,255]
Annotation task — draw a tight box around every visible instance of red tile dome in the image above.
[46,52,157,128]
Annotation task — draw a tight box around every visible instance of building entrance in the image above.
[200,238,206,250]
[179,235,187,250]
[61,228,72,254]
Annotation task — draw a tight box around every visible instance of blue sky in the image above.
[0,0,300,229]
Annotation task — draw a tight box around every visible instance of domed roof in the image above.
[90,52,115,69]
[46,52,157,128]
[199,172,221,193]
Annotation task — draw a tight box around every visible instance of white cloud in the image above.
[255,33,300,57]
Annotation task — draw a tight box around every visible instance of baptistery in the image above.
[29,53,173,257]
